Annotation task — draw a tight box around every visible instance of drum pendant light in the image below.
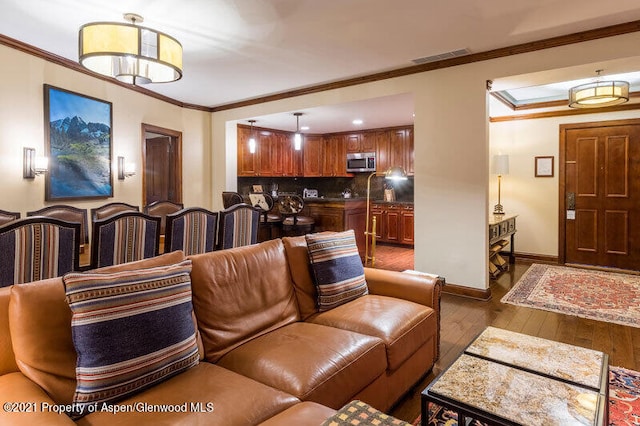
[568,70,629,108]
[79,13,182,84]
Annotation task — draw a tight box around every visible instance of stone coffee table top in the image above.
[429,354,601,425]
[422,326,608,426]
[464,326,606,390]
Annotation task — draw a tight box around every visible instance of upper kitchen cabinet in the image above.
[238,125,258,176]
[237,124,413,178]
[280,133,302,176]
[238,124,301,177]
[303,135,323,177]
[377,127,414,176]
[258,130,280,176]
[346,132,376,153]
[323,135,351,177]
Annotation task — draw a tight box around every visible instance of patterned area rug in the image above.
[500,263,640,328]
[416,366,640,425]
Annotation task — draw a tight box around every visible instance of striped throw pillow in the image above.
[63,259,199,417]
[305,230,368,311]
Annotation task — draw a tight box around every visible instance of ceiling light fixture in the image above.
[568,70,629,108]
[293,112,303,151]
[248,120,257,154]
[79,13,183,85]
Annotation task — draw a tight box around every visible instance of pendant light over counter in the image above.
[248,120,257,154]
[79,13,183,85]
[293,112,303,151]
[568,70,629,108]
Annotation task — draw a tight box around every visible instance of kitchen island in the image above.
[302,197,367,257]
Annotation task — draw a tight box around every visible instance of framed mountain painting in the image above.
[44,85,113,200]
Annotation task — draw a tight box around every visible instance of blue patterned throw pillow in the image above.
[63,259,199,417]
[305,230,368,311]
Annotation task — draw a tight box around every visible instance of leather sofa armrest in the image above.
[364,268,442,310]
[0,372,75,425]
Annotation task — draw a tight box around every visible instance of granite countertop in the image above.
[371,200,414,205]
[303,197,367,202]
[302,197,414,205]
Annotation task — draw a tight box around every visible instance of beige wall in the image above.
[3,29,640,290]
[0,44,212,216]
[212,32,640,291]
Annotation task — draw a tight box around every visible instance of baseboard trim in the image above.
[442,283,492,301]
[512,252,559,264]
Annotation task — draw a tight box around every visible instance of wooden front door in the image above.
[560,119,640,271]
[142,124,182,206]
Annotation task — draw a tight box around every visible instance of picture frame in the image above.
[44,85,113,201]
[535,156,554,177]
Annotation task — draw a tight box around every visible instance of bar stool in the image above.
[277,194,315,237]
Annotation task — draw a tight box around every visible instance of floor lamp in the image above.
[492,154,509,215]
[364,166,408,267]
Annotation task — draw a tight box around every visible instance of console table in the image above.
[488,214,517,279]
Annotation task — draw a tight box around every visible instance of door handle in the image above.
[567,192,576,210]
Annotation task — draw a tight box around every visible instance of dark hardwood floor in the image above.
[373,244,640,423]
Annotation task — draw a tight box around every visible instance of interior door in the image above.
[142,124,182,206]
[561,120,640,270]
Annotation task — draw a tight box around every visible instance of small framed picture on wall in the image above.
[535,156,554,177]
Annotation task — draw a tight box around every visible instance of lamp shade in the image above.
[568,80,629,108]
[492,154,509,175]
[79,18,182,84]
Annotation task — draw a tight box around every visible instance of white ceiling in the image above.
[4,0,640,132]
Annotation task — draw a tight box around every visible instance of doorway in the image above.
[141,123,183,206]
[559,118,640,271]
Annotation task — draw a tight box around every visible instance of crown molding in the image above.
[3,19,640,112]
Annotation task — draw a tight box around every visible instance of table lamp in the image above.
[492,154,509,215]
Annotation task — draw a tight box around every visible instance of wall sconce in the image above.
[23,147,48,179]
[117,156,136,180]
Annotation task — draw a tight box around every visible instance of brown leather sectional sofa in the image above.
[0,235,441,425]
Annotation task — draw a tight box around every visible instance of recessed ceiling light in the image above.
[352,119,363,125]
[300,126,310,130]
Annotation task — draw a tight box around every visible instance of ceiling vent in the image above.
[411,48,470,65]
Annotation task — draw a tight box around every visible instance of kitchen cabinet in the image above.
[237,124,413,178]
[346,132,377,153]
[369,202,414,245]
[375,127,414,176]
[323,135,351,177]
[258,131,279,176]
[280,133,302,176]
[237,126,258,176]
[303,135,323,177]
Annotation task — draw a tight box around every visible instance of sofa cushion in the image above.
[75,363,299,426]
[308,295,437,372]
[305,230,368,311]
[189,239,300,362]
[8,251,188,406]
[282,236,318,320]
[63,260,199,415]
[217,322,387,409]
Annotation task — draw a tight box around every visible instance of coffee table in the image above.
[421,327,609,425]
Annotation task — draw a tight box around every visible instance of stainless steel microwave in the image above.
[346,152,376,172]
